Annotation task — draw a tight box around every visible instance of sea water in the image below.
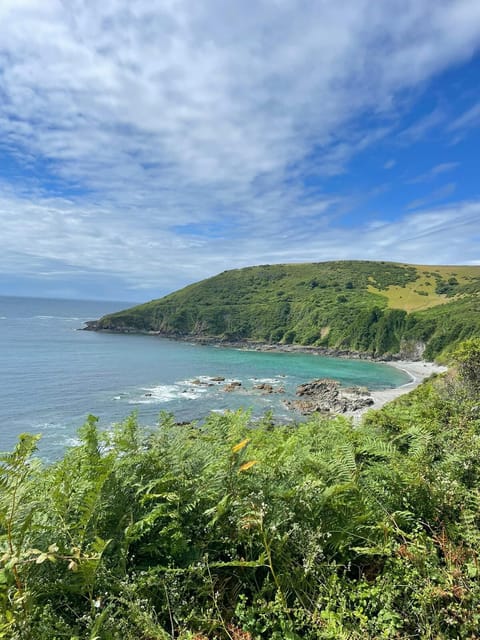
[0,296,410,459]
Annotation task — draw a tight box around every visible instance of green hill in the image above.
[91,261,480,359]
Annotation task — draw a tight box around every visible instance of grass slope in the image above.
[94,261,480,359]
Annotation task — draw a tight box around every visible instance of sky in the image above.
[1,1,480,302]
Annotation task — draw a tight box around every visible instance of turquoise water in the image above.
[0,296,410,459]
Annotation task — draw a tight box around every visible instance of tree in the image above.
[452,338,480,393]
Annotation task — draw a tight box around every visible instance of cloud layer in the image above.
[1,1,480,298]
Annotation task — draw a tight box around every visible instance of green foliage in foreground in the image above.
[94,261,480,358]
[2,345,480,638]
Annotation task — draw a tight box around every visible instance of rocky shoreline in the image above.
[285,379,375,414]
[82,324,410,362]
[83,324,447,417]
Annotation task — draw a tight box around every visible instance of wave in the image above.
[128,380,211,405]
[177,376,240,386]
[126,374,285,406]
[33,315,84,320]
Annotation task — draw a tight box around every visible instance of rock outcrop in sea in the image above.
[285,378,374,414]
[223,381,242,392]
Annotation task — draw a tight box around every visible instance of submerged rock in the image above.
[223,381,242,392]
[253,383,274,393]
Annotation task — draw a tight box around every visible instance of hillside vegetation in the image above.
[2,341,480,638]
[92,261,480,359]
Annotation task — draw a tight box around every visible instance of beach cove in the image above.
[197,341,447,417]
[0,296,425,459]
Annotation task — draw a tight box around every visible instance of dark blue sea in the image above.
[0,296,410,459]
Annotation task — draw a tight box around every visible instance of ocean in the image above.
[0,296,410,459]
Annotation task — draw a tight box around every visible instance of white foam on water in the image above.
[128,380,213,405]
[129,384,180,404]
[179,375,239,384]
[177,376,214,386]
[33,315,83,321]
[248,377,280,384]
[177,376,243,391]
[37,421,70,433]
[176,379,214,395]
[179,389,207,400]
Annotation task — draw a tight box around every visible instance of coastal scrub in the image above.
[1,344,480,638]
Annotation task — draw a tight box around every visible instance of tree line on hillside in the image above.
[91,263,480,359]
[95,296,480,360]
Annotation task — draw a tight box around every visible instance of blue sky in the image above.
[1,1,480,301]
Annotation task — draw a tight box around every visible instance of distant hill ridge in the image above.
[89,261,480,360]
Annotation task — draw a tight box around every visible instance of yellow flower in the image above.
[239,460,258,472]
[232,438,250,453]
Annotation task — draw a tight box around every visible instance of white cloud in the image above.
[449,100,480,131]
[2,187,479,297]
[407,182,457,210]
[397,108,446,143]
[408,162,459,184]
[0,1,480,296]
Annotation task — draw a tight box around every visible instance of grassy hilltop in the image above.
[93,261,480,359]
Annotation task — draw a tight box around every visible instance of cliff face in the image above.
[89,261,480,359]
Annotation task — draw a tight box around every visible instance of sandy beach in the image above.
[347,360,447,419]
